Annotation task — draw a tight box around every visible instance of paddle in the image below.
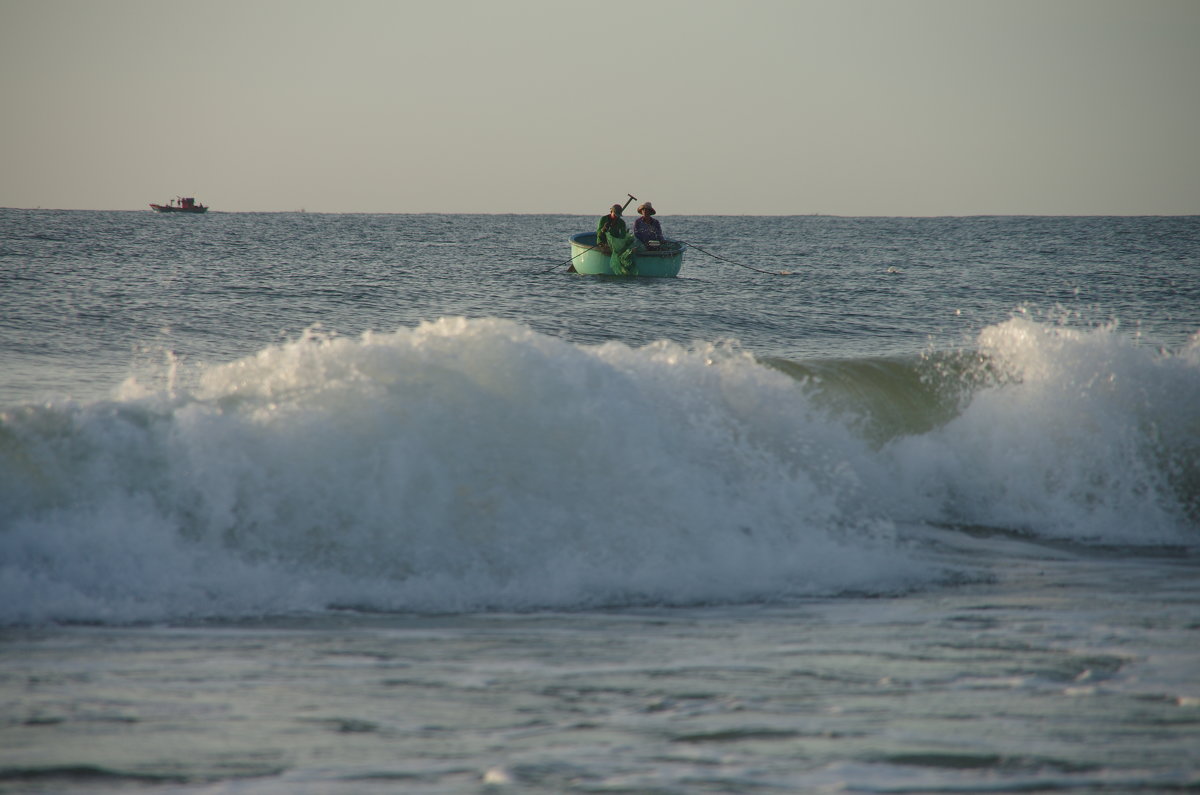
[569,194,637,273]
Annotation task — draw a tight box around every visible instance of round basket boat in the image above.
[568,233,685,277]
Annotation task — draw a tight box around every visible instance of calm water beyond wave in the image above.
[1,209,1198,793]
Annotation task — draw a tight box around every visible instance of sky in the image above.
[1,0,1198,215]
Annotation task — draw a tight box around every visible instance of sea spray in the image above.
[3,316,1195,624]
[0,318,922,624]
[887,317,1200,541]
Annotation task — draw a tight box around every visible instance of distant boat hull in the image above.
[150,205,207,213]
[150,198,207,213]
[569,232,685,277]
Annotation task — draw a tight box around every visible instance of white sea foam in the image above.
[887,315,1200,541]
[0,316,1195,624]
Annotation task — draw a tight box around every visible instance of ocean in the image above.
[1,209,1198,793]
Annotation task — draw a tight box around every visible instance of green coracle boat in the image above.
[569,233,686,277]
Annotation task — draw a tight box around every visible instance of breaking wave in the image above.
[1,316,1196,624]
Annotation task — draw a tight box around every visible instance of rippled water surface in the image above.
[1,210,1197,792]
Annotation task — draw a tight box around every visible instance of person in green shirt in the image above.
[596,204,627,246]
[595,204,636,275]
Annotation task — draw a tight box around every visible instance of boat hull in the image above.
[150,204,207,213]
[569,233,684,277]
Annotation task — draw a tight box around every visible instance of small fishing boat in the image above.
[568,233,686,277]
[150,197,208,213]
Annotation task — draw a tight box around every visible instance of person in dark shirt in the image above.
[596,204,628,250]
[633,202,663,245]
[595,203,636,274]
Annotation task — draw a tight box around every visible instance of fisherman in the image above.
[633,201,663,245]
[595,203,637,275]
[596,204,627,249]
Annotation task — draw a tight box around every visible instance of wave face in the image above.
[1,317,1196,624]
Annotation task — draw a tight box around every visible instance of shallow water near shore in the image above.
[5,545,1199,793]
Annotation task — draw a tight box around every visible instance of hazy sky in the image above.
[2,0,1197,215]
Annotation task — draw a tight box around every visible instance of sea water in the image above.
[0,209,1197,792]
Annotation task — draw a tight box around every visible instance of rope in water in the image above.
[543,245,592,274]
[677,240,795,276]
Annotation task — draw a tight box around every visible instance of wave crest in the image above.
[1,316,1195,624]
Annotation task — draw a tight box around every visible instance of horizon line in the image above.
[4,207,1198,219]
